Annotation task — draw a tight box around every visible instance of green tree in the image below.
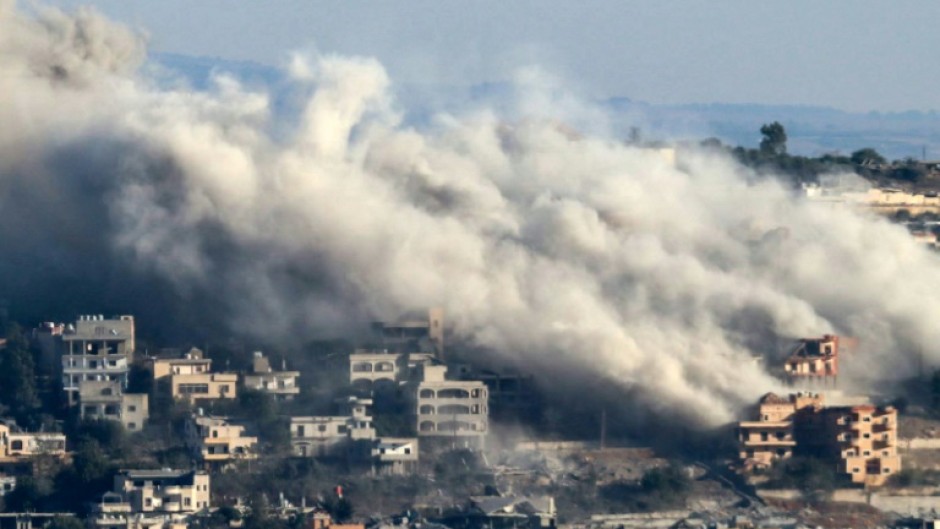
[850,147,886,166]
[0,326,40,424]
[759,121,788,156]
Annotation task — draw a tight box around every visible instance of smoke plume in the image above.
[2,3,938,427]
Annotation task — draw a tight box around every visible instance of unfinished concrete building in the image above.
[79,380,149,432]
[61,315,136,405]
[738,392,900,487]
[415,365,488,448]
[783,335,841,384]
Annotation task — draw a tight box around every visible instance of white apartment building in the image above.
[61,315,135,405]
[79,380,149,432]
[370,437,418,476]
[290,398,375,458]
[112,469,210,514]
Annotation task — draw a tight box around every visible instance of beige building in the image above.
[112,469,210,514]
[784,335,841,382]
[0,421,67,461]
[242,352,300,400]
[184,414,257,463]
[290,398,375,458]
[79,380,149,432]
[738,392,900,487]
[170,373,238,403]
[372,308,444,355]
[349,350,438,393]
[415,365,488,446]
[61,315,136,405]
[370,437,418,476]
[151,348,212,381]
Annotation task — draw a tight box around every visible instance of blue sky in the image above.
[39,0,940,113]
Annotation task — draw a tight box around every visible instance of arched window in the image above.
[376,362,395,372]
[438,404,471,415]
[419,389,435,399]
[419,421,435,432]
[419,405,435,415]
[352,363,373,373]
[438,388,470,399]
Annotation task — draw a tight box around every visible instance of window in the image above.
[852,468,860,473]
[318,425,327,432]
[145,498,153,507]
[863,433,871,439]
[219,385,230,394]
[419,389,435,399]
[128,405,136,412]
[863,416,871,422]
[184,498,191,507]
[863,451,870,456]
[10,440,23,450]
[297,426,305,437]
[128,423,137,430]
[338,425,348,434]
[883,468,891,474]
[404,447,411,454]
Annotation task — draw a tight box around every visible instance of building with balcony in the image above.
[79,380,149,432]
[170,373,238,403]
[61,315,135,405]
[242,352,300,401]
[414,365,488,447]
[737,392,900,487]
[111,469,210,514]
[150,348,212,381]
[0,421,67,461]
[349,350,438,394]
[370,437,418,476]
[290,398,375,458]
[783,335,844,384]
[183,414,257,463]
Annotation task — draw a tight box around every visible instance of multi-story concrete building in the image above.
[61,315,135,405]
[111,469,210,514]
[799,404,901,487]
[415,365,488,447]
[151,348,212,381]
[290,398,375,458]
[349,350,438,393]
[170,373,238,403]
[183,414,258,463]
[737,392,900,487]
[370,437,418,476]
[242,352,300,401]
[79,380,149,432]
[738,392,819,470]
[371,308,444,355]
[0,421,67,461]
[784,335,841,383]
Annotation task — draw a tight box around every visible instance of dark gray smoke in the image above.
[2,3,938,426]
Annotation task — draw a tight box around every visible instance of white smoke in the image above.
[2,3,938,426]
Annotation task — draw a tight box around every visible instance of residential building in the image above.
[349,350,438,393]
[242,352,300,401]
[151,348,212,381]
[370,437,418,476]
[415,365,488,447]
[90,492,189,529]
[737,392,819,470]
[170,373,238,403]
[290,398,375,458]
[184,414,258,463]
[61,315,135,405]
[371,308,444,355]
[79,380,149,432]
[0,421,67,461]
[799,403,901,487]
[737,392,900,487]
[112,469,211,514]
[783,335,840,383]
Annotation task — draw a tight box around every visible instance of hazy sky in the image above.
[40,1,940,112]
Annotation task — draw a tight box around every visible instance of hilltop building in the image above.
[784,335,842,384]
[372,308,444,356]
[737,392,900,487]
[242,351,300,401]
[79,380,149,432]
[348,350,437,393]
[170,373,238,403]
[370,437,419,476]
[61,315,135,405]
[105,469,211,515]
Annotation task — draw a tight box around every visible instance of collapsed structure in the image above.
[738,392,900,487]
